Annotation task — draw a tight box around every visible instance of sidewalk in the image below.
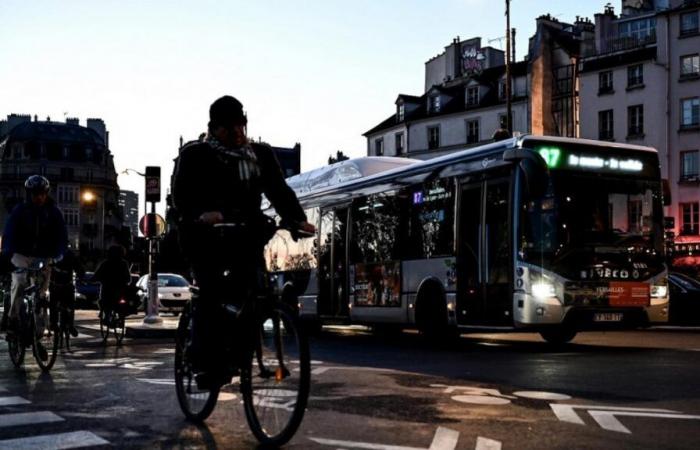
[75,309,178,339]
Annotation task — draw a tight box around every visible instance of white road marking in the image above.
[0,411,64,428]
[550,404,675,426]
[513,391,571,401]
[451,395,511,405]
[475,437,502,450]
[0,430,109,449]
[153,348,175,354]
[310,426,459,450]
[0,396,31,407]
[588,410,700,434]
[136,378,175,386]
[218,392,238,401]
[430,385,516,399]
[311,366,395,375]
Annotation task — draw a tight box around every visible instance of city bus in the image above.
[264,135,669,344]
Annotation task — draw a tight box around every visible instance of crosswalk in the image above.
[0,394,110,449]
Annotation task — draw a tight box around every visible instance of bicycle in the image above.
[50,275,77,353]
[7,259,59,372]
[174,220,313,447]
[98,297,129,346]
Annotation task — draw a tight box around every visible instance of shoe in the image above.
[35,342,48,361]
[69,326,79,337]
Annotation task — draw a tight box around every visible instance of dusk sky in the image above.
[1,0,611,215]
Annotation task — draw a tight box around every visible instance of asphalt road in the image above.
[0,313,699,449]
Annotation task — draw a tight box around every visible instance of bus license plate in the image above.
[594,312,623,322]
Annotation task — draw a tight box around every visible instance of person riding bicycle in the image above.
[171,95,315,389]
[93,245,131,325]
[49,246,84,337]
[1,175,67,359]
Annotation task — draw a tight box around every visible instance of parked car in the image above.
[75,272,100,309]
[136,273,192,315]
[668,272,700,325]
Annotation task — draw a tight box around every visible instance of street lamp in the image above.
[82,190,105,254]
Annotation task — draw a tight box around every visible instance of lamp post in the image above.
[82,190,105,254]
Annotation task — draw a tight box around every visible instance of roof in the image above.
[2,121,106,147]
[364,61,529,137]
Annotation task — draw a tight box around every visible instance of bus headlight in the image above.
[532,282,556,299]
[650,285,668,298]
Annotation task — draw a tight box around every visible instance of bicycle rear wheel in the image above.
[175,305,219,422]
[33,306,59,372]
[241,302,310,447]
[7,333,25,368]
[115,315,126,346]
[99,309,109,343]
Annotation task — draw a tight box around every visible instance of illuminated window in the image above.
[680,202,699,235]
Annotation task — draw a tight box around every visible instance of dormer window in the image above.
[466,86,479,107]
[397,104,405,122]
[429,95,441,113]
[498,81,507,100]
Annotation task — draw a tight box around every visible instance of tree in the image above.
[328,150,349,165]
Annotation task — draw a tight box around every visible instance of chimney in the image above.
[66,117,79,126]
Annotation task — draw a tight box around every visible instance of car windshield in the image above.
[520,172,664,279]
[157,275,189,287]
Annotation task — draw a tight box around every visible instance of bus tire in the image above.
[539,327,577,345]
[415,281,455,342]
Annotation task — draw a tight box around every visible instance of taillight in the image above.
[119,298,127,304]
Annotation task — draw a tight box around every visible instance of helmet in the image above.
[24,175,51,194]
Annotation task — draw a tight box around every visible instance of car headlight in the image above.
[158,293,163,299]
[650,285,668,298]
[532,282,556,299]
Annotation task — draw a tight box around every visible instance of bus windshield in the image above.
[520,171,665,280]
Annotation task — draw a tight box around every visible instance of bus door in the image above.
[317,206,350,319]
[457,177,512,325]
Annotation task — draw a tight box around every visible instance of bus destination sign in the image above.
[537,147,644,173]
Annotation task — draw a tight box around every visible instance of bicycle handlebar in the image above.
[213,220,314,241]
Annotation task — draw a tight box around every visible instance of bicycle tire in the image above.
[115,315,126,345]
[241,302,310,447]
[99,310,109,343]
[7,334,25,368]
[175,305,219,422]
[32,307,59,372]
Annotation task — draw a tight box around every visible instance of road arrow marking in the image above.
[310,426,460,450]
[588,410,700,434]
[550,404,674,425]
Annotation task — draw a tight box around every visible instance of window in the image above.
[374,138,384,156]
[60,167,74,180]
[627,104,644,137]
[60,208,80,227]
[56,186,79,205]
[680,202,699,235]
[498,80,507,100]
[681,54,700,78]
[466,119,480,144]
[395,132,404,155]
[598,109,614,140]
[498,113,513,130]
[681,150,699,180]
[404,178,455,259]
[430,95,441,113]
[397,104,405,122]
[681,97,700,129]
[627,64,644,87]
[619,17,656,40]
[265,207,318,271]
[466,86,479,107]
[680,11,699,36]
[428,126,440,149]
[599,71,613,93]
[628,199,643,234]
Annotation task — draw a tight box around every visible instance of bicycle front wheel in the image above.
[99,309,109,342]
[174,305,219,422]
[7,333,25,368]
[33,307,59,372]
[115,315,126,346]
[241,302,310,447]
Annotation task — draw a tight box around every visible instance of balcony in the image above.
[600,31,656,55]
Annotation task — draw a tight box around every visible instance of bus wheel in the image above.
[416,283,454,342]
[539,327,577,345]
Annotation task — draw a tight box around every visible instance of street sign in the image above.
[145,166,161,203]
[139,213,165,238]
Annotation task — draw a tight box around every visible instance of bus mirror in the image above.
[503,148,548,200]
[662,179,671,206]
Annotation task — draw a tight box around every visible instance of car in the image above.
[668,272,700,325]
[136,273,192,315]
[75,271,100,309]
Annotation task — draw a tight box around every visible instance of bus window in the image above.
[264,207,318,272]
[351,190,404,264]
[405,179,455,259]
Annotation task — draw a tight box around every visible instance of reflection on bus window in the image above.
[264,207,318,272]
[405,179,455,259]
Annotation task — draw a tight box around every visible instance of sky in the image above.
[0,0,611,217]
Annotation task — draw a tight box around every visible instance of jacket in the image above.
[1,199,68,259]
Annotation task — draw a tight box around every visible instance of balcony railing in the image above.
[601,31,656,55]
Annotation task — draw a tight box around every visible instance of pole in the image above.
[505,0,513,135]
[143,201,161,324]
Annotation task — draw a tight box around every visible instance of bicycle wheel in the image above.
[7,333,25,368]
[175,306,219,422]
[241,302,310,447]
[115,315,126,346]
[32,306,59,372]
[99,309,109,343]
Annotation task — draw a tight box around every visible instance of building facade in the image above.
[579,0,700,258]
[0,114,122,264]
[119,190,139,238]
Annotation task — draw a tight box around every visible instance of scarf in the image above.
[206,135,261,182]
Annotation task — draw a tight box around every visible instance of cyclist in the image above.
[171,95,315,389]
[93,245,131,326]
[49,245,84,337]
[1,175,67,359]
